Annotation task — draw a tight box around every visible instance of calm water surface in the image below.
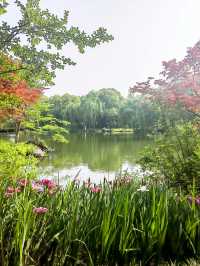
[39,134,152,184]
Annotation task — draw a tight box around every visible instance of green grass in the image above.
[1,177,200,265]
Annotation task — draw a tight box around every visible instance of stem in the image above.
[0,67,27,75]
[15,120,21,143]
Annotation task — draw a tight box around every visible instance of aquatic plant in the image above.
[0,177,200,265]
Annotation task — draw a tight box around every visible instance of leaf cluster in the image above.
[0,0,113,86]
[23,98,69,143]
[0,140,38,178]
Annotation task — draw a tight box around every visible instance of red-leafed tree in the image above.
[0,54,43,142]
[130,40,200,118]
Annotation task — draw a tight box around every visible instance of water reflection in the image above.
[40,134,151,183]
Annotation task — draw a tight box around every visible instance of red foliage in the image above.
[130,40,200,114]
[0,78,43,120]
[0,79,42,104]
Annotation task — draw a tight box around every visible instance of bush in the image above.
[139,123,200,188]
[0,140,38,179]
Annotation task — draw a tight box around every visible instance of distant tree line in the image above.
[48,88,194,136]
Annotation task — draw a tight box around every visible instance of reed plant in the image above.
[1,176,200,265]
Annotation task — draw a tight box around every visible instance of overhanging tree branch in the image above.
[0,67,27,75]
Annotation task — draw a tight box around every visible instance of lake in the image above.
[39,134,152,184]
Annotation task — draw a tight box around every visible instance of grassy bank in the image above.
[102,128,134,134]
[1,176,200,265]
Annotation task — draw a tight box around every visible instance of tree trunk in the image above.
[15,120,21,143]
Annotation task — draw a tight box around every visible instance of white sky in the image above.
[3,0,200,96]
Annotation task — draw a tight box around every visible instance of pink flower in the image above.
[15,187,21,193]
[188,196,193,203]
[33,207,48,214]
[6,186,15,193]
[40,179,56,189]
[47,181,56,190]
[187,196,200,206]
[90,186,101,193]
[31,182,44,193]
[196,197,200,206]
[5,186,21,197]
[84,180,92,188]
[18,179,29,187]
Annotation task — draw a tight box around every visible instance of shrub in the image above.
[0,140,38,179]
[139,123,200,188]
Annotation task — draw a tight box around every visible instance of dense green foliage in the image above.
[0,97,70,143]
[0,140,37,178]
[1,177,200,265]
[139,123,200,188]
[23,98,69,143]
[48,89,194,136]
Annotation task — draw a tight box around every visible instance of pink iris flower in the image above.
[18,179,29,187]
[188,196,193,204]
[33,207,48,214]
[188,196,200,206]
[84,180,92,188]
[90,186,101,193]
[6,187,15,193]
[5,186,21,197]
[40,179,56,189]
[195,197,200,205]
[31,182,44,192]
